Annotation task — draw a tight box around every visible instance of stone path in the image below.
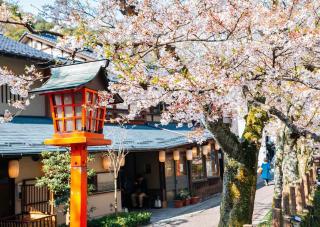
[147,183,274,227]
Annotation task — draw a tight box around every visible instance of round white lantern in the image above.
[186,149,193,161]
[159,151,166,162]
[8,160,19,178]
[214,142,220,150]
[173,150,180,161]
[102,156,111,170]
[202,144,211,156]
[192,147,197,157]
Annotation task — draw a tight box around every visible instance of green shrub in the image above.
[88,211,152,227]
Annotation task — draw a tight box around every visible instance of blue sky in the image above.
[18,0,55,14]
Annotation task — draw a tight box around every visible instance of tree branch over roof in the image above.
[0,19,63,37]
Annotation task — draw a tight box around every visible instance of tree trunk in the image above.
[282,130,299,186]
[219,149,258,226]
[273,130,285,224]
[205,106,268,227]
[114,176,118,213]
[273,133,284,201]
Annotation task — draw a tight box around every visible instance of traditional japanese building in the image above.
[0,34,223,226]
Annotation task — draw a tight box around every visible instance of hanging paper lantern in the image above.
[186,149,193,161]
[173,150,180,161]
[159,151,166,162]
[102,156,111,170]
[214,142,220,150]
[8,160,19,178]
[202,143,211,156]
[192,147,197,157]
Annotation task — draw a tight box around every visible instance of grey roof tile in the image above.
[0,117,212,155]
[0,34,53,61]
[32,60,107,93]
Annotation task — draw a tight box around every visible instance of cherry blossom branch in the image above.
[0,19,63,37]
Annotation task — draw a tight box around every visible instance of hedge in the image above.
[88,211,152,227]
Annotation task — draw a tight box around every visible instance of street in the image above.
[149,184,274,227]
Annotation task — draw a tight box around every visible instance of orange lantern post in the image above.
[33,61,114,227]
[46,88,110,227]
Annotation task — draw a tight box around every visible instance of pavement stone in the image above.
[146,182,274,227]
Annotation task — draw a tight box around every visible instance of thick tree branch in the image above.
[0,19,63,37]
[203,117,241,157]
[268,106,320,142]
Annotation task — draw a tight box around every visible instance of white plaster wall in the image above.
[11,153,119,224]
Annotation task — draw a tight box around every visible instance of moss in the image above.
[230,183,241,200]
[219,106,268,227]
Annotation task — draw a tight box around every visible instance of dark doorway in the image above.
[0,160,15,218]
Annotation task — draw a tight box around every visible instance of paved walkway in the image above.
[147,183,274,227]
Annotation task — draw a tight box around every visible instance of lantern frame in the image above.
[44,87,111,146]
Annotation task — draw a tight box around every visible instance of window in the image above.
[89,172,114,193]
[206,150,218,177]
[192,148,204,180]
[0,85,23,104]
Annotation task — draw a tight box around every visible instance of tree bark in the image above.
[273,130,285,224]
[114,176,118,213]
[273,130,285,203]
[205,106,268,226]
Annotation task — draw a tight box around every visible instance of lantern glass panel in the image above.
[75,106,82,116]
[57,120,63,131]
[64,94,72,104]
[92,94,97,132]
[54,94,62,105]
[75,92,82,104]
[86,92,92,131]
[76,119,82,131]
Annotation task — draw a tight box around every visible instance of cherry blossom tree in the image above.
[1,0,320,225]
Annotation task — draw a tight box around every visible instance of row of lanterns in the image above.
[159,142,220,162]
[7,155,127,179]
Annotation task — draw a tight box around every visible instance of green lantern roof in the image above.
[32,60,108,93]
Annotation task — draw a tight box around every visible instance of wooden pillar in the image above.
[273,197,282,227]
[214,150,220,176]
[70,144,88,227]
[304,173,311,199]
[289,186,297,215]
[295,182,303,212]
[173,160,177,197]
[282,192,290,216]
[272,208,282,227]
[309,169,314,184]
[313,163,317,182]
[159,161,167,207]
[187,160,193,192]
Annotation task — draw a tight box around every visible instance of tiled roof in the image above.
[0,34,53,61]
[0,117,212,155]
[32,60,107,93]
[20,32,98,60]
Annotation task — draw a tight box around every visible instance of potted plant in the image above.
[190,191,200,205]
[173,193,184,208]
[180,189,191,206]
[185,194,191,206]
